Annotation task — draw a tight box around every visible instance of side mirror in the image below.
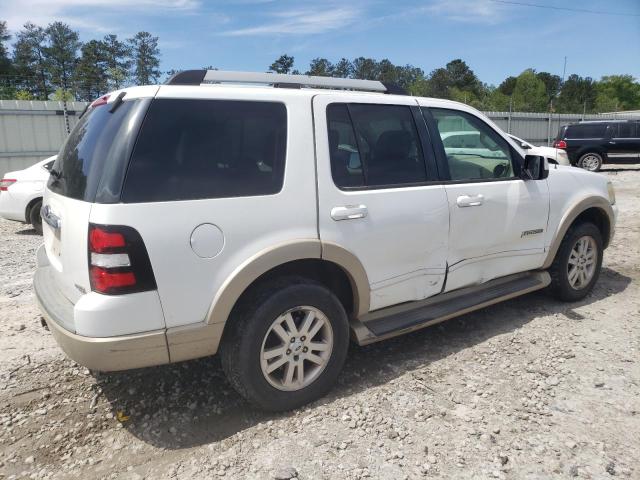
[521,154,549,181]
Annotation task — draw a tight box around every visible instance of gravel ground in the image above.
[1,166,639,480]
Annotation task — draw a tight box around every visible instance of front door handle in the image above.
[456,194,484,207]
[331,205,368,221]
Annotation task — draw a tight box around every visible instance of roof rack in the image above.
[165,69,407,95]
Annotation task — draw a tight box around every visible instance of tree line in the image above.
[0,20,160,101]
[1,19,639,113]
[269,54,640,114]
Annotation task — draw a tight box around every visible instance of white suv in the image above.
[34,71,617,411]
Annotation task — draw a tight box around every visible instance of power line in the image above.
[491,0,640,17]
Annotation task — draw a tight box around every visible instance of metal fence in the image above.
[0,100,86,177]
[1,100,639,178]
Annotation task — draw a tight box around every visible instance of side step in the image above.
[352,271,550,345]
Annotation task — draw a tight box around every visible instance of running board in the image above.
[351,271,550,345]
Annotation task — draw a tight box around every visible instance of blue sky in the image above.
[3,0,639,85]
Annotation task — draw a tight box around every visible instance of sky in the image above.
[1,0,639,86]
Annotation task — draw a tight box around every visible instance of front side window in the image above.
[429,108,514,181]
[122,99,287,202]
[327,103,427,188]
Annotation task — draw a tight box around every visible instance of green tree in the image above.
[395,65,424,89]
[484,88,511,111]
[128,31,160,85]
[44,22,80,98]
[536,71,561,107]
[352,57,379,80]
[0,21,11,75]
[12,23,50,99]
[497,76,517,96]
[74,40,108,101]
[332,58,352,78]
[445,59,481,95]
[556,74,597,113]
[103,34,130,90]
[269,54,294,74]
[307,58,333,76]
[15,89,33,100]
[512,69,547,112]
[427,67,450,98]
[595,75,640,112]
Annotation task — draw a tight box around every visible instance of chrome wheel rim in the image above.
[260,306,333,392]
[567,236,597,290]
[580,154,600,171]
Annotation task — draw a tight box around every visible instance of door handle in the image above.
[456,194,484,207]
[331,205,368,221]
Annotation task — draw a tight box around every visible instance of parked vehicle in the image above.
[0,156,55,234]
[34,72,617,411]
[553,120,640,171]
[508,134,570,166]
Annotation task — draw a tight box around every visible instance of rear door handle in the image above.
[456,194,484,207]
[331,205,368,221]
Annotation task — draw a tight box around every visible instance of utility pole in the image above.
[561,56,567,83]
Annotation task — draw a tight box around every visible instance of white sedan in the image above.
[508,134,570,166]
[0,156,55,234]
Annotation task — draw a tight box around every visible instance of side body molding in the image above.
[542,196,614,269]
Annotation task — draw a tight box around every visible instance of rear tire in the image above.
[219,277,350,411]
[578,152,603,172]
[547,222,603,302]
[29,200,43,235]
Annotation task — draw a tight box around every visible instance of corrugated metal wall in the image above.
[0,100,638,178]
[0,100,87,176]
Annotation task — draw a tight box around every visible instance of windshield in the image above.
[48,99,147,202]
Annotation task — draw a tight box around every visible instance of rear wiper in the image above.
[50,168,62,179]
[109,92,126,113]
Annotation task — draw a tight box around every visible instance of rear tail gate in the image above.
[88,224,156,295]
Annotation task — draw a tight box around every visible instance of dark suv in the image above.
[553,120,640,171]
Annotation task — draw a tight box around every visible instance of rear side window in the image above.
[566,124,607,139]
[48,100,143,201]
[122,99,287,203]
[327,103,427,188]
[617,123,637,138]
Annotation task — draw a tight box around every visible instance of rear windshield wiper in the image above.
[50,168,62,179]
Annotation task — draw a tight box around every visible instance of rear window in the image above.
[565,124,608,139]
[121,99,287,203]
[48,100,145,201]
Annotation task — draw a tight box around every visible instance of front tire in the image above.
[578,152,603,172]
[548,222,603,302]
[219,277,350,411]
[29,200,43,235]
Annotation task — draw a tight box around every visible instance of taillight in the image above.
[0,178,17,191]
[553,140,567,149]
[90,94,110,108]
[88,224,156,295]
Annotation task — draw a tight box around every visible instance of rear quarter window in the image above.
[121,99,287,203]
[48,100,144,201]
[566,124,607,139]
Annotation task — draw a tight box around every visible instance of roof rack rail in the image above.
[165,69,407,95]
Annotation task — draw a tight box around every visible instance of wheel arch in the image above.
[24,196,42,223]
[205,240,370,329]
[543,197,614,269]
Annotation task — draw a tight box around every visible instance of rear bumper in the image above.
[34,262,170,372]
[0,191,27,222]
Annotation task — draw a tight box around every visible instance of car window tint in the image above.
[617,123,636,138]
[347,104,427,187]
[567,124,607,139]
[430,108,514,181]
[327,104,365,188]
[122,99,287,202]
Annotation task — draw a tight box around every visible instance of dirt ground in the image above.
[0,165,638,480]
